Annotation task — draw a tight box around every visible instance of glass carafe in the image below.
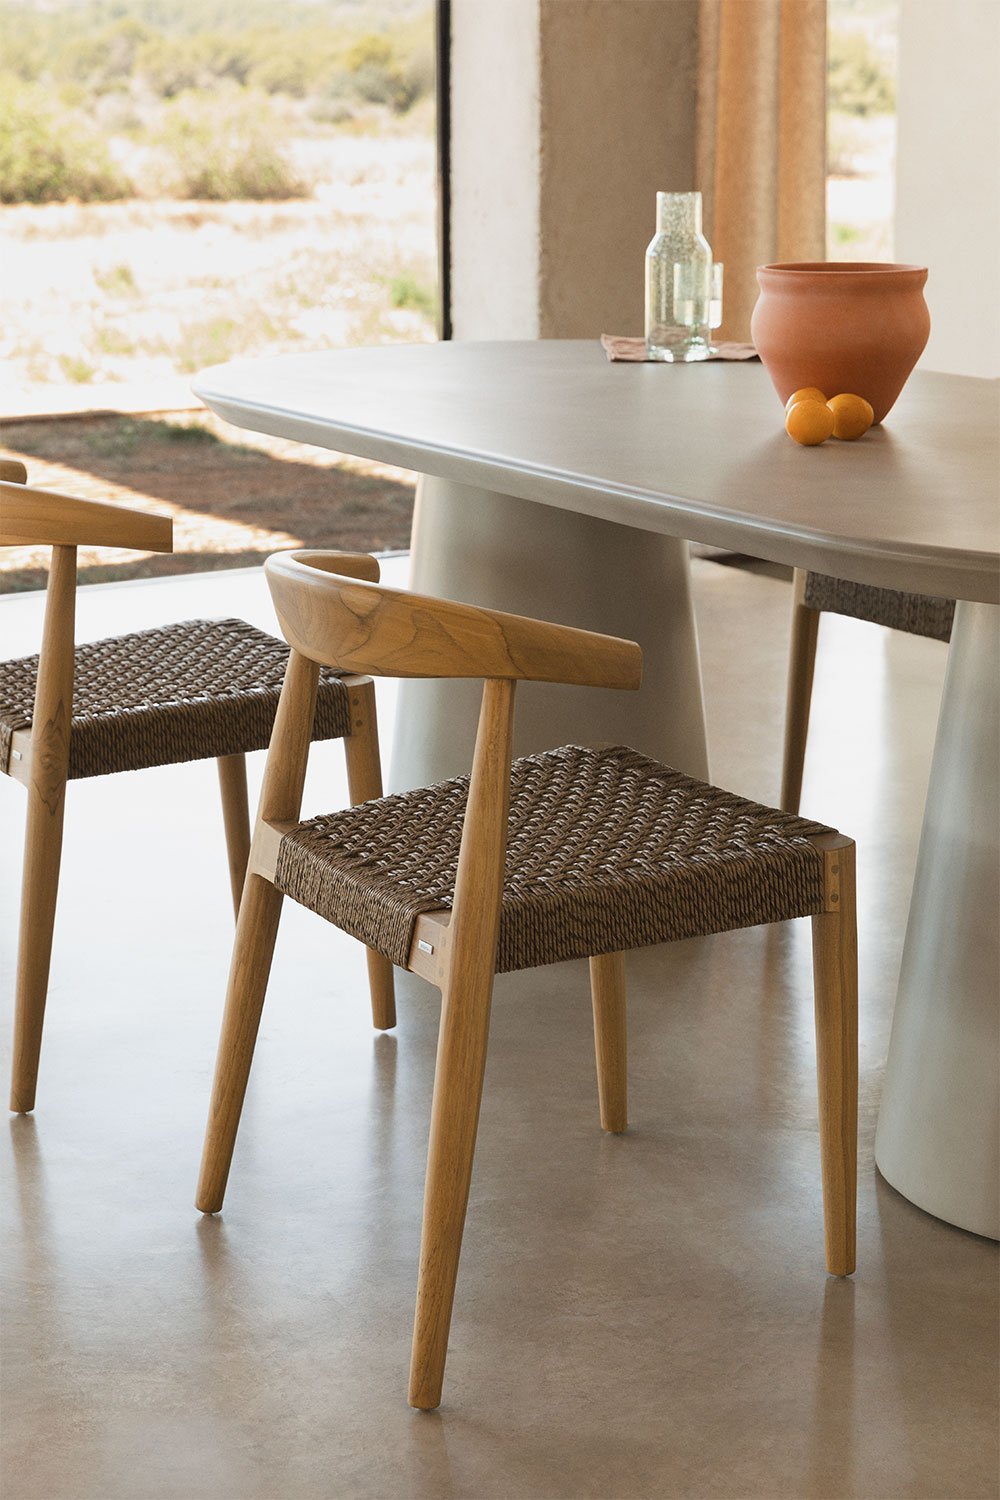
[645,192,713,362]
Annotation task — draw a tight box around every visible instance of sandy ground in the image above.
[0,133,438,414]
[0,131,435,589]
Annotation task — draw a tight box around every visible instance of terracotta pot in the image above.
[750,262,930,424]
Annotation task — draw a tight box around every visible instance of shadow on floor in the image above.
[0,412,416,591]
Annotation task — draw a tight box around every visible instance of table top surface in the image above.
[194,340,1000,602]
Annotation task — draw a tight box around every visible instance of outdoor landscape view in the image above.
[0,0,437,588]
[1,0,438,402]
[826,0,900,260]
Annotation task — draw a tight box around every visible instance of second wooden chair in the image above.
[197,549,859,1411]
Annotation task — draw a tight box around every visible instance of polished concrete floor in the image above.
[1,557,997,1500]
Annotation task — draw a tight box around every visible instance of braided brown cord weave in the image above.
[275,745,834,973]
[0,619,352,780]
[803,573,954,642]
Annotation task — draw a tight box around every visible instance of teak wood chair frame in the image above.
[198,549,858,1412]
[0,472,393,1115]
[780,566,954,814]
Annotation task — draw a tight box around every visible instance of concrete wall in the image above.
[537,0,699,337]
[895,0,1000,377]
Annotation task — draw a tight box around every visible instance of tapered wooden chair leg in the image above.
[810,840,858,1277]
[780,570,820,815]
[217,752,252,919]
[589,951,627,1132]
[363,950,396,1031]
[408,677,514,1411]
[343,680,396,1030]
[196,872,284,1213]
[10,543,75,1115]
[408,965,495,1410]
[10,776,67,1113]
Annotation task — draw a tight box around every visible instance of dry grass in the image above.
[0,133,437,406]
[0,129,435,587]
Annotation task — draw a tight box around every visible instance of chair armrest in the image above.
[0,480,173,553]
[266,549,642,691]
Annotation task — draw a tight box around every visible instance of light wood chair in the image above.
[780,567,955,814]
[0,472,393,1114]
[197,548,858,1411]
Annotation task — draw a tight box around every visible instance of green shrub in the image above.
[828,29,895,116]
[58,353,99,383]
[345,33,421,113]
[0,1,437,114]
[152,87,307,200]
[389,273,436,317]
[136,35,208,98]
[344,34,395,74]
[137,32,258,98]
[403,44,436,107]
[245,28,342,98]
[66,16,153,93]
[92,323,137,356]
[308,92,355,126]
[174,310,283,373]
[93,262,139,296]
[0,80,130,203]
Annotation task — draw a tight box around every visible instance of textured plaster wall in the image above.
[538,0,699,337]
[895,0,1000,377]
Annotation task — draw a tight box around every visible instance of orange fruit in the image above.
[785,386,827,412]
[827,392,874,440]
[785,400,835,446]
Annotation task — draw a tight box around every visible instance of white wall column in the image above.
[895,0,1000,377]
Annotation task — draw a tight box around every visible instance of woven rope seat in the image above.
[0,618,352,780]
[803,573,954,642]
[275,743,834,973]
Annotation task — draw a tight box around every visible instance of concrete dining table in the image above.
[194,339,1000,1241]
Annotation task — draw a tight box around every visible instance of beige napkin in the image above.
[601,334,758,362]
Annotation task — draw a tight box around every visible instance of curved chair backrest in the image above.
[0,476,173,553]
[265,549,642,691]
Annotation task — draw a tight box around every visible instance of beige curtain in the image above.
[696,0,827,341]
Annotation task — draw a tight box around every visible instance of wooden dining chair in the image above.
[780,567,955,814]
[0,471,393,1114]
[197,547,858,1411]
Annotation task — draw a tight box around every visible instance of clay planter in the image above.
[750,262,930,424]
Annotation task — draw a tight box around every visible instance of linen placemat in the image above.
[601,335,758,362]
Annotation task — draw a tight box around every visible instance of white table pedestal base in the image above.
[389,477,709,792]
[875,601,1000,1239]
